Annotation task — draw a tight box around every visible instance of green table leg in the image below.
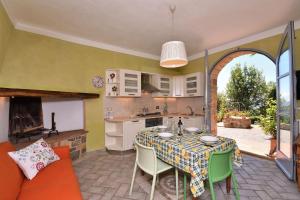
[184,173,187,200]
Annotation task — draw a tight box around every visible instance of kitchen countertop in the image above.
[105,113,205,122]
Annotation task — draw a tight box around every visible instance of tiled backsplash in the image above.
[104,93,204,118]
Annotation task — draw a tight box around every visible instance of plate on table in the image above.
[157,125,167,130]
[185,127,200,133]
[158,132,174,139]
[200,135,219,145]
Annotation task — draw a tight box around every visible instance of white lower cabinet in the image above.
[105,115,204,151]
[105,119,145,151]
[123,119,145,150]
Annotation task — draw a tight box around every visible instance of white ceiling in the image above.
[2,0,300,60]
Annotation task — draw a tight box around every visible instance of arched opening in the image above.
[209,49,276,155]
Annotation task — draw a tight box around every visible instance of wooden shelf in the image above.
[0,87,99,99]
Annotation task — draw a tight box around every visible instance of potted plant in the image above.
[260,99,277,156]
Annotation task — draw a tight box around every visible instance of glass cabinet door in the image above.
[119,70,141,96]
[185,73,201,96]
[159,77,171,96]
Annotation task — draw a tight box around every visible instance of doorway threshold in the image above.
[241,150,274,161]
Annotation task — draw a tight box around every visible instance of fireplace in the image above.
[9,97,58,143]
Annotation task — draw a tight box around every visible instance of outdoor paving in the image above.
[217,123,269,157]
[73,150,300,200]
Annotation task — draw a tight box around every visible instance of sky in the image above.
[217,53,276,93]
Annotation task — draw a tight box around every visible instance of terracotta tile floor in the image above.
[73,150,300,200]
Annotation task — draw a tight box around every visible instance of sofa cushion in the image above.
[18,158,82,200]
[0,142,24,200]
[8,138,60,180]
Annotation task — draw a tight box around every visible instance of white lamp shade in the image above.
[160,41,188,68]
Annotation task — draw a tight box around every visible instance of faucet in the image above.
[186,106,194,116]
[142,106,149,115]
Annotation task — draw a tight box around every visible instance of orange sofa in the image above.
[0,142,83,200]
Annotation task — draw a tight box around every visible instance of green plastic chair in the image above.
[208,146,240,200]
[129,138,179,200]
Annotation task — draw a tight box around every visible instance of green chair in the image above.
[207,146,240,200]
[129,139,179,200]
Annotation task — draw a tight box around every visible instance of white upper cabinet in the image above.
[106,69,120,97]
[106,69,141,97]
[172,76,184,97]
[184,72,204,97]
[106,69,204,98]
[119,70,141,97]
[152,74,172,97]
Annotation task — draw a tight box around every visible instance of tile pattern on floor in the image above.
[73,150,300,200]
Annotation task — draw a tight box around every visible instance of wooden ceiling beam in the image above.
[0,88,99,99]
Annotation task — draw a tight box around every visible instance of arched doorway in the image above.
[208,48,275,134]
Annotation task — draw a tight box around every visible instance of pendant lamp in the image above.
[160,6,188,68]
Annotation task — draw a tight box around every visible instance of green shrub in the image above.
[260,99,276,138]
[224,110,250,118]
[249,116,261,124]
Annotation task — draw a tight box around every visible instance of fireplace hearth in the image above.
[9,97,58,143]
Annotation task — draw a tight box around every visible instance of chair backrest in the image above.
[134,138,157,175]
[208,146,234,183]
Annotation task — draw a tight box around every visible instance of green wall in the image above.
[0,2,13,68]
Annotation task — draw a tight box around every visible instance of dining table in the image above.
[136,128,243,199]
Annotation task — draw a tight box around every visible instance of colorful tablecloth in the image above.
[136,129,242,197]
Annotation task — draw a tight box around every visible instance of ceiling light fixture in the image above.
[160,5,188,68]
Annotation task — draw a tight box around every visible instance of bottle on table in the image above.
[178,117,183,136]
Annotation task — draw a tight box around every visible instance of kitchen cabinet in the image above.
[123,119,145,150]
[119,69,141,97]
[152,74,172,97]
[184,72,204,97]
[173,76,184,97]
[106,69,141,97]
[105,69,119,96]
[105,119,145,151]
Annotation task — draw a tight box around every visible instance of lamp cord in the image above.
[169,5,176,40]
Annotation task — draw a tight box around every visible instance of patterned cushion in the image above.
[8,139,60,180]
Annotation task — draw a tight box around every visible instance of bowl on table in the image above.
[158,132,174,139]
[199,135,219,145]
[185,127,200,133]
[157,125,168,131]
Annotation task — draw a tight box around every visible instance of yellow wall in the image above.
[0,3,13,67]
[0,3,181,151]
[179,29,300,74]
[0,30,181,151]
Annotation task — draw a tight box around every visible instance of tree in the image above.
[225,63,268,116]
[266,81,276,100]
[217,92,227,122]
